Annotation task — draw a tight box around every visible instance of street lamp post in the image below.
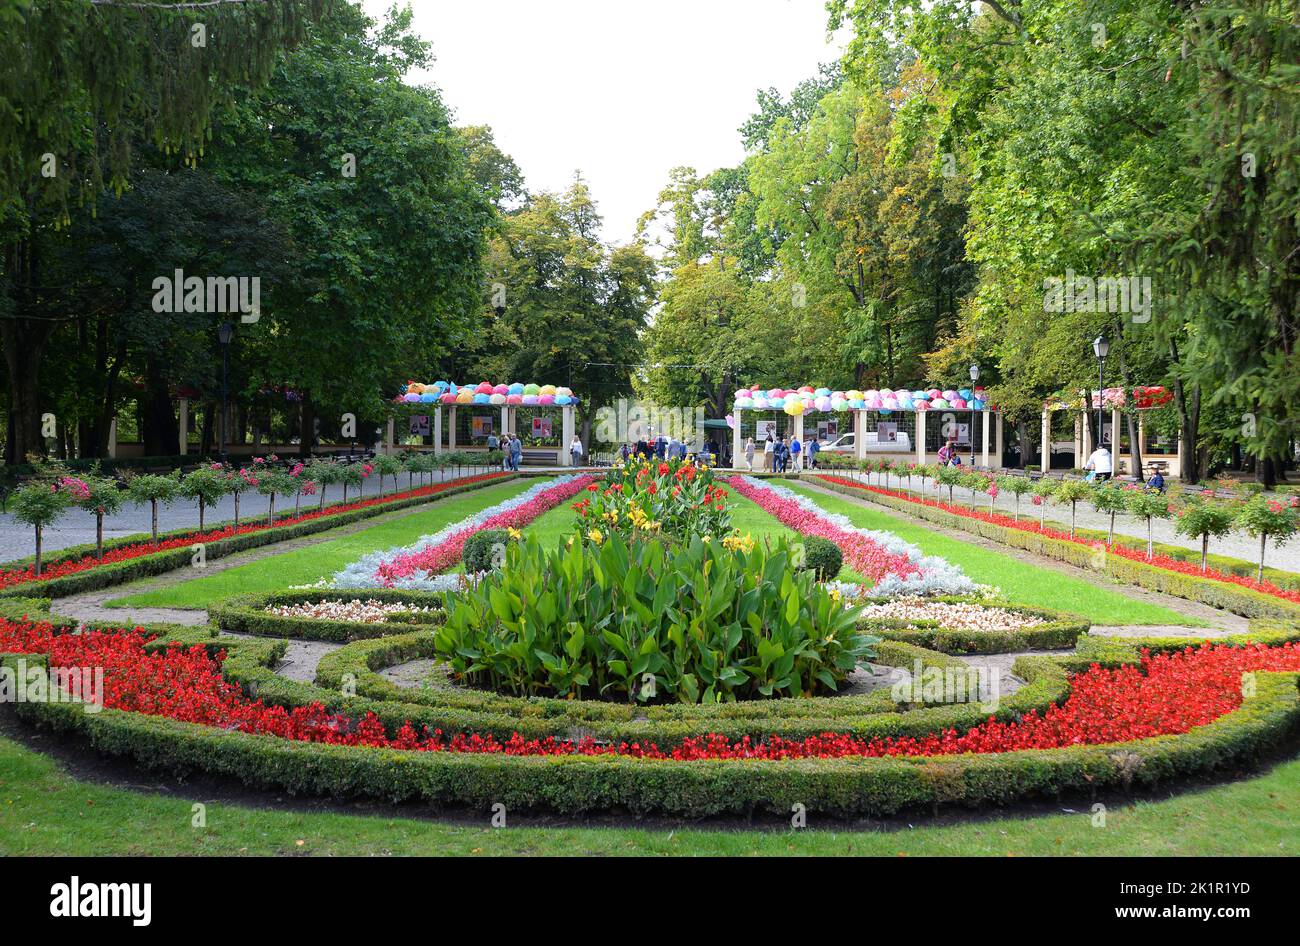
[218,322,234,464]
[968,363,980,466]
[1093,335,1110,453]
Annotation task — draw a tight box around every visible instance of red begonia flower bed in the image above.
[3,616,1296,761]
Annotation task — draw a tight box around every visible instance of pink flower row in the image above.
[729,476,920,585]
[373,476,594,584]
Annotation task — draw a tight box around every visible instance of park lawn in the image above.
[0,731,1294,856]
[106,478,553,609]
[516,492,869,583]
[782,481,1201,626]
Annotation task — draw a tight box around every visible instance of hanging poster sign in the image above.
[409,415,431,437]
[472,416,494,440]
[532,417,553,438]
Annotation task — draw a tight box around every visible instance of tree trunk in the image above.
[298,393,315,459]
[1259,535,1267,583]
[199,502,205,533]
[151,500,159,543]
[1108,510,1115,545]
[141,357,176,457]
[234,492,240,527]
[1168,340,1201,483]
[268,494,275,527]
[96,512,105,559]
[0,320,49,464]
[1201,535,1209,572]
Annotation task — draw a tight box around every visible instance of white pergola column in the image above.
[981,410,991,468]
[1081,410,1092,462]
[732,409,744,470]
[793,414,805,469]
[561,405,576,466]
[915,409,927,465]
[1041,409,1051,471]
[433,406,442,455]
[1110,406,1122,452]
[854,410,868,461]
[177,397,189,455]
[447,406,457,451]
[995,411,1004,465]
[500,405,510,444]
[108,418,118,459]
[385,415,395,456]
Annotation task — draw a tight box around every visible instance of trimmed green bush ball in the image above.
[462,528,511,573]
[800,535,843,581]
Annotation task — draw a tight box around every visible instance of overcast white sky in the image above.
[361,0,847,245]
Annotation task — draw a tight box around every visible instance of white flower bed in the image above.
[748,478,977,597]
[853,596,1046,631]
[265,599,438,624]
[330,475,581,592]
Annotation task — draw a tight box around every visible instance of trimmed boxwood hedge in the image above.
[299,628,1072,747]
[0,474,515,601]
[856,595,1089,655]
[210,588,447,643]
[9,648,1297,818]
[9,597,1298,817]
[809,477,1300,620]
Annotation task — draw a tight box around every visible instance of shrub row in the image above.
[301,627,1072,746]
[0,474,515,601]
[10,651,1296,818]
[210,588,447,643]
[810,477,1300,620]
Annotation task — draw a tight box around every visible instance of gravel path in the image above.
[0,468,492,562]
[829,472,1300,574]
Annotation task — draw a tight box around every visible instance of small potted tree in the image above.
[1235,495,1298,583]
[10,477,70,577]
[999,473,1031,521]
[127,471,182,544]
[1031,476,1057,529]
[1173,495,1237,572]
[1090,481,1130,545]
[1124,487,1172,559]
[1052,479,1092,538]
[179,463,230,533]
[75,471,126,559]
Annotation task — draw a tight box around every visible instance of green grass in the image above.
[106,478,553,609]
[0,732,1293,855]
[782,481,1200,626]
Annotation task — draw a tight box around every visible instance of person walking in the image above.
[569,434,584,467]
[510,434,523,471]
[763,433,775,472]
[744,436,755,472]
[808,437,820,469]
[790,435,802,471]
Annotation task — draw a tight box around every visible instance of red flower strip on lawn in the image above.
[0,472,510,592]
[372,476,595,584]
[815,474,1300,606]
[729,475,921,586]
[3,617,1296,761]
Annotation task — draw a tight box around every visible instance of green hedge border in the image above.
[0,473,518,601]
[855,595,1089,655]
[808,476,1300,620]
[8,645,1295,818]
[5,603,1298,817]
[210,589,447,643]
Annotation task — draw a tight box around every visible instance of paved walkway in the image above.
[799,471,1300,574]
[0,468,501,561]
